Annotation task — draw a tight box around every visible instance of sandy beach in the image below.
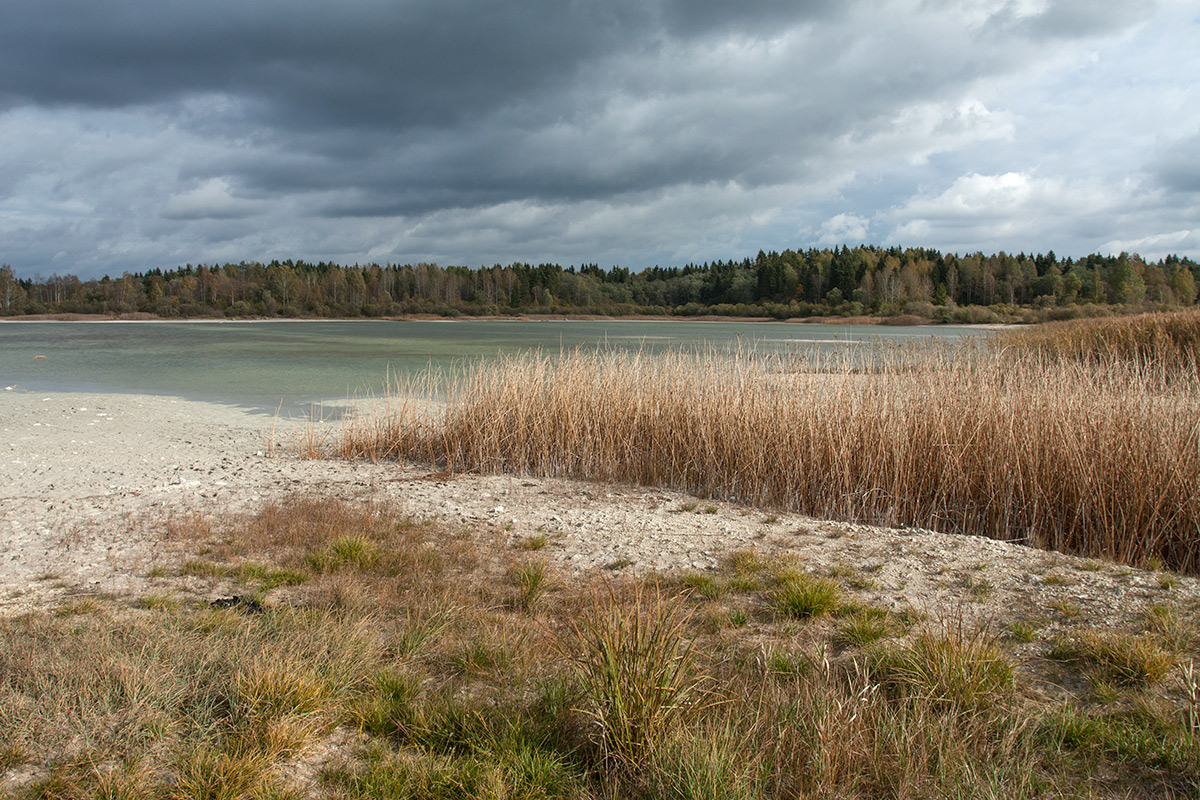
[1,388,1189,630]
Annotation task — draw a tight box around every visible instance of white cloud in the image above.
[898,172,1038,217]
[880,168,1200,259]
[162,178,265,220]
[817,213,870,245]
[1101,229,1200,259]
[882,171,1117,248]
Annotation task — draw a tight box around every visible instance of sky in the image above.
[1,0,1198,280]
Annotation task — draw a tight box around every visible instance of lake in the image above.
[0,319,986,414]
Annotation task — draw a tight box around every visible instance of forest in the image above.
[1,246,1197,323]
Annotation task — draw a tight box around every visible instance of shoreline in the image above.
[1,388,1190,634]
[4,389,1195,799]
[0,312,984,327]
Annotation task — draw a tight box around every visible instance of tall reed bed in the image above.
[340,341,1200,572]
[997,308,1200,375]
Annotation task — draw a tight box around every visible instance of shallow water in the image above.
[0,319,984,414]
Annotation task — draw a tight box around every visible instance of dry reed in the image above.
[339,340,1200,573]
[997,308,1200,376]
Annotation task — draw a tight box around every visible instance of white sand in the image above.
[1,389,1190,630]
[2,391,309,606]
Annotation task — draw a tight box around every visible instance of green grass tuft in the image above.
[305,534,380,573]
[771,573,841,620]
[562,584,706,769]
[1049,631,1176,687]
[835,608,894,647]
[680,571,726,601]
[872,617,1013,710]
[510,558,552,611]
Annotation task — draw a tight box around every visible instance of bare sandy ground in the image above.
[1,390,1191,633]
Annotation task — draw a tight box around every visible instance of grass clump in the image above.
[133,591,179,611]
[326,731,585,800]
[679,571,726,601]
[646,724,757,800]
[4,603,380,799]
[180,558,227,578]
[306,534,380,573]
[1048,597,1081,620]
[1006,620,1040,644]
[519,533,549,551]
[1043,698,1200,779]
[872,617,1014,711]
[52,596,105,617]
[170,745,279,800]
[835,607,895,647]
[1049,631,1176,687]
[561,584,706,769]
[1146,604,1198,652]
[722,549,768,592]
[354,669,421,740]
[771,573,841,620]
[725,549,766,575]
[9,495,1200,798]
[510,558,553,611]
[235,561,308,590]
[452,639,513,676]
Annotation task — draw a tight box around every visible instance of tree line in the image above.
[1,246,1197,322]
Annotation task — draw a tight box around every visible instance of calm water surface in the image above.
[0,320,985,414]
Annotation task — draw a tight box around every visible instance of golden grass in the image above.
[1049,631,1177,688]
[339,338,1200,573]
[998,307,1200,375]
[7,497,1200,797]
[0,604,380,797]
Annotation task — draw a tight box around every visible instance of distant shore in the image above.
[0,311,955,326]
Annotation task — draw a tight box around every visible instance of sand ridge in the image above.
[1,390,1191,632]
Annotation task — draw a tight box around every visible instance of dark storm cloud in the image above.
[0,0,1193,276]
[0,0,871,219]
[0,0,840,125]
[0,1,614,125]
[126,1,1014,214]
[655,0,842,35]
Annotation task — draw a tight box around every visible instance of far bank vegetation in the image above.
[2,246,1197,322]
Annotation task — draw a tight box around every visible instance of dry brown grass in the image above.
[6,497,1200,798]
[998,308,1200,376]
[338,340,1200,573]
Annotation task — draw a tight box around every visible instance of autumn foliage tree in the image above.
[2,248,1197,322]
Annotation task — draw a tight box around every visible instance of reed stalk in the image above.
[340,336,1200,572]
